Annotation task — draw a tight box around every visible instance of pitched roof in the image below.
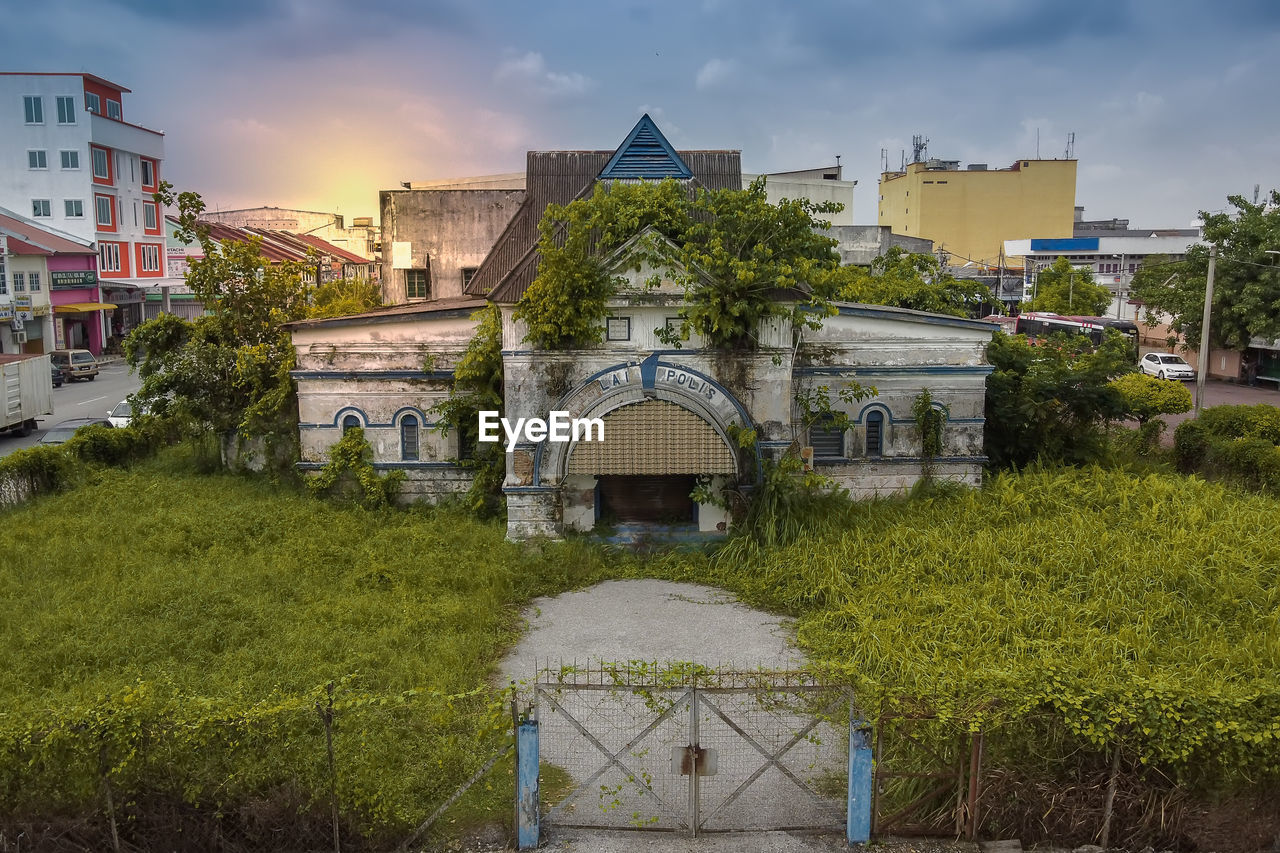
[0,210,96,255]
[190,221,373,266]
[284,296,488,330]
[465,119,741,304]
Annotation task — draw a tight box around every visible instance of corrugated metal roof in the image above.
[0,211,96,255]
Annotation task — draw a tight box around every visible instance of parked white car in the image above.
[107,399,134,428]
[1140,352,1196,380]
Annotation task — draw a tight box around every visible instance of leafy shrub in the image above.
[1108,372,1192,425]
[306,426,405,509]
[1174,404,1280,491]
[1173,419,1208,471]
[1197,403,1280,443]
[0,443,83,505]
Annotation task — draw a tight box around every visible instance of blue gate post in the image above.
[515,716,540,850]
[847,718,873,844]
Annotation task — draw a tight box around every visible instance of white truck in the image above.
[0,353,54,437]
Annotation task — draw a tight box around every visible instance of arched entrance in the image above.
[533,357,752,533]
[567,398,737,524]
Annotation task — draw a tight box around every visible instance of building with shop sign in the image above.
[0,72,166,352]
[0,208,98,355]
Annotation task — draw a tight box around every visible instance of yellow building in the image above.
[877,158,1076,268]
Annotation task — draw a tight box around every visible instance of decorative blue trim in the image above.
[291,370,455,380]
[814,455,988,466]
[795,365,994,376]
[391,406,429,424]
[333,406,368,427]
[504,485,558,494]
[598,114,693,180]
[302,415,441,430]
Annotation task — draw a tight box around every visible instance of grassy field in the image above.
[1,455,1277,843]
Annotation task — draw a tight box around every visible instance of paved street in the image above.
[1159,377,1280,434]
[0,359,141,456]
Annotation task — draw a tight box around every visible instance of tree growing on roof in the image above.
[824,246,991,317]
[514,177,844,350]
[124,183,313,464]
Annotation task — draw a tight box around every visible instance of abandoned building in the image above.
[288,116,996,540]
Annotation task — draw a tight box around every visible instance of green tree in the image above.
[1131,191,1280,349]
[984,329,1133,469]
[125,183,312,451]
[825,246,991,317]
[1026,256,1113,315]
[1109,371,1193,453]
[310,275,383,319]
[514,177,843,351]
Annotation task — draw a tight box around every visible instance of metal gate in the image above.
[534,665,854,835]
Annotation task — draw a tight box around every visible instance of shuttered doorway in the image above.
[598,475,697,523]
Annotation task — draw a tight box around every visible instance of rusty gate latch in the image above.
[671,744,718,776]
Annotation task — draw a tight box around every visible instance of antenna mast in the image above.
[911,135,929,164]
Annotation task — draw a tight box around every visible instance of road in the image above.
[0,360,141,456]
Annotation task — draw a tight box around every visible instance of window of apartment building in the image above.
[0,272,6,295]
[27,150,47,169]
[28,272,40,292]
[92,147,110,181]
[106,100,121,120]
[400,415,420,461]
[64,199,84,218]
[60,150,79,170]
[143,202,158,231]
[56,95,75,124]
[22,96,43,124]
[129,156,135,183]
[141,158,155,188]
[32,199,51,218]
[95,195,114,228]
[139,244,161,272]
[85,92,101,114]
[99,242,121,273]
[12,273,25,293]
[461,267,478,289]
[405,268,430,299]
[133,201,138,227]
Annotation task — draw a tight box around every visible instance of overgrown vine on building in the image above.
[430,305,506,516]
[514,177,844,352]
[912,388,945,485]
[307,427,405,509]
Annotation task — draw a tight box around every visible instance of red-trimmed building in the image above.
[0,72,166,353]
[0,208,99,354]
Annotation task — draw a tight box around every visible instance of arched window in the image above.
[865,410,884,457]
[809,415,844,459]
[341,414,361,434]
[401,414,420,461]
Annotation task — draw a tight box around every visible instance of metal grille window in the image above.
[400,415,420,461]
[865,411,884,457]
[809,417,844,458]
[13,273,25,293]
[406,268,430,299]
[28,272,40,292]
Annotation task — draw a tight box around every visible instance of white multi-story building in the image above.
[0,72,167,352]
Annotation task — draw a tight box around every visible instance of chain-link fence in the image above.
[0,683,514,853]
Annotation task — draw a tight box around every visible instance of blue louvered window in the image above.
[401,415,420,461]
[865,411,884,457]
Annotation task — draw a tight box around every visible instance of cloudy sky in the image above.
[5,0,1279,227]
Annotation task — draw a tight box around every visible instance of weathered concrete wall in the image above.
[380,189,525,304]
[823,225,934,266]
[291,311,481,502]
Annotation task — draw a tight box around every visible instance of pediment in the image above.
[602,226,702,298]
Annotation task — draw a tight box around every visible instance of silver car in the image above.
[1140,352,1195,380]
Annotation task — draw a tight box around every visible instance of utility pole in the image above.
[1194,244,1217,417]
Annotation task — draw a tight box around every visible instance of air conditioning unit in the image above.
[14,330,27,345]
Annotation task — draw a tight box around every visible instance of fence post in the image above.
[515,712,540,850]
[847,718,872,844]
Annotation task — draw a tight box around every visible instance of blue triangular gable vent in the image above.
[598,114,693,180]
